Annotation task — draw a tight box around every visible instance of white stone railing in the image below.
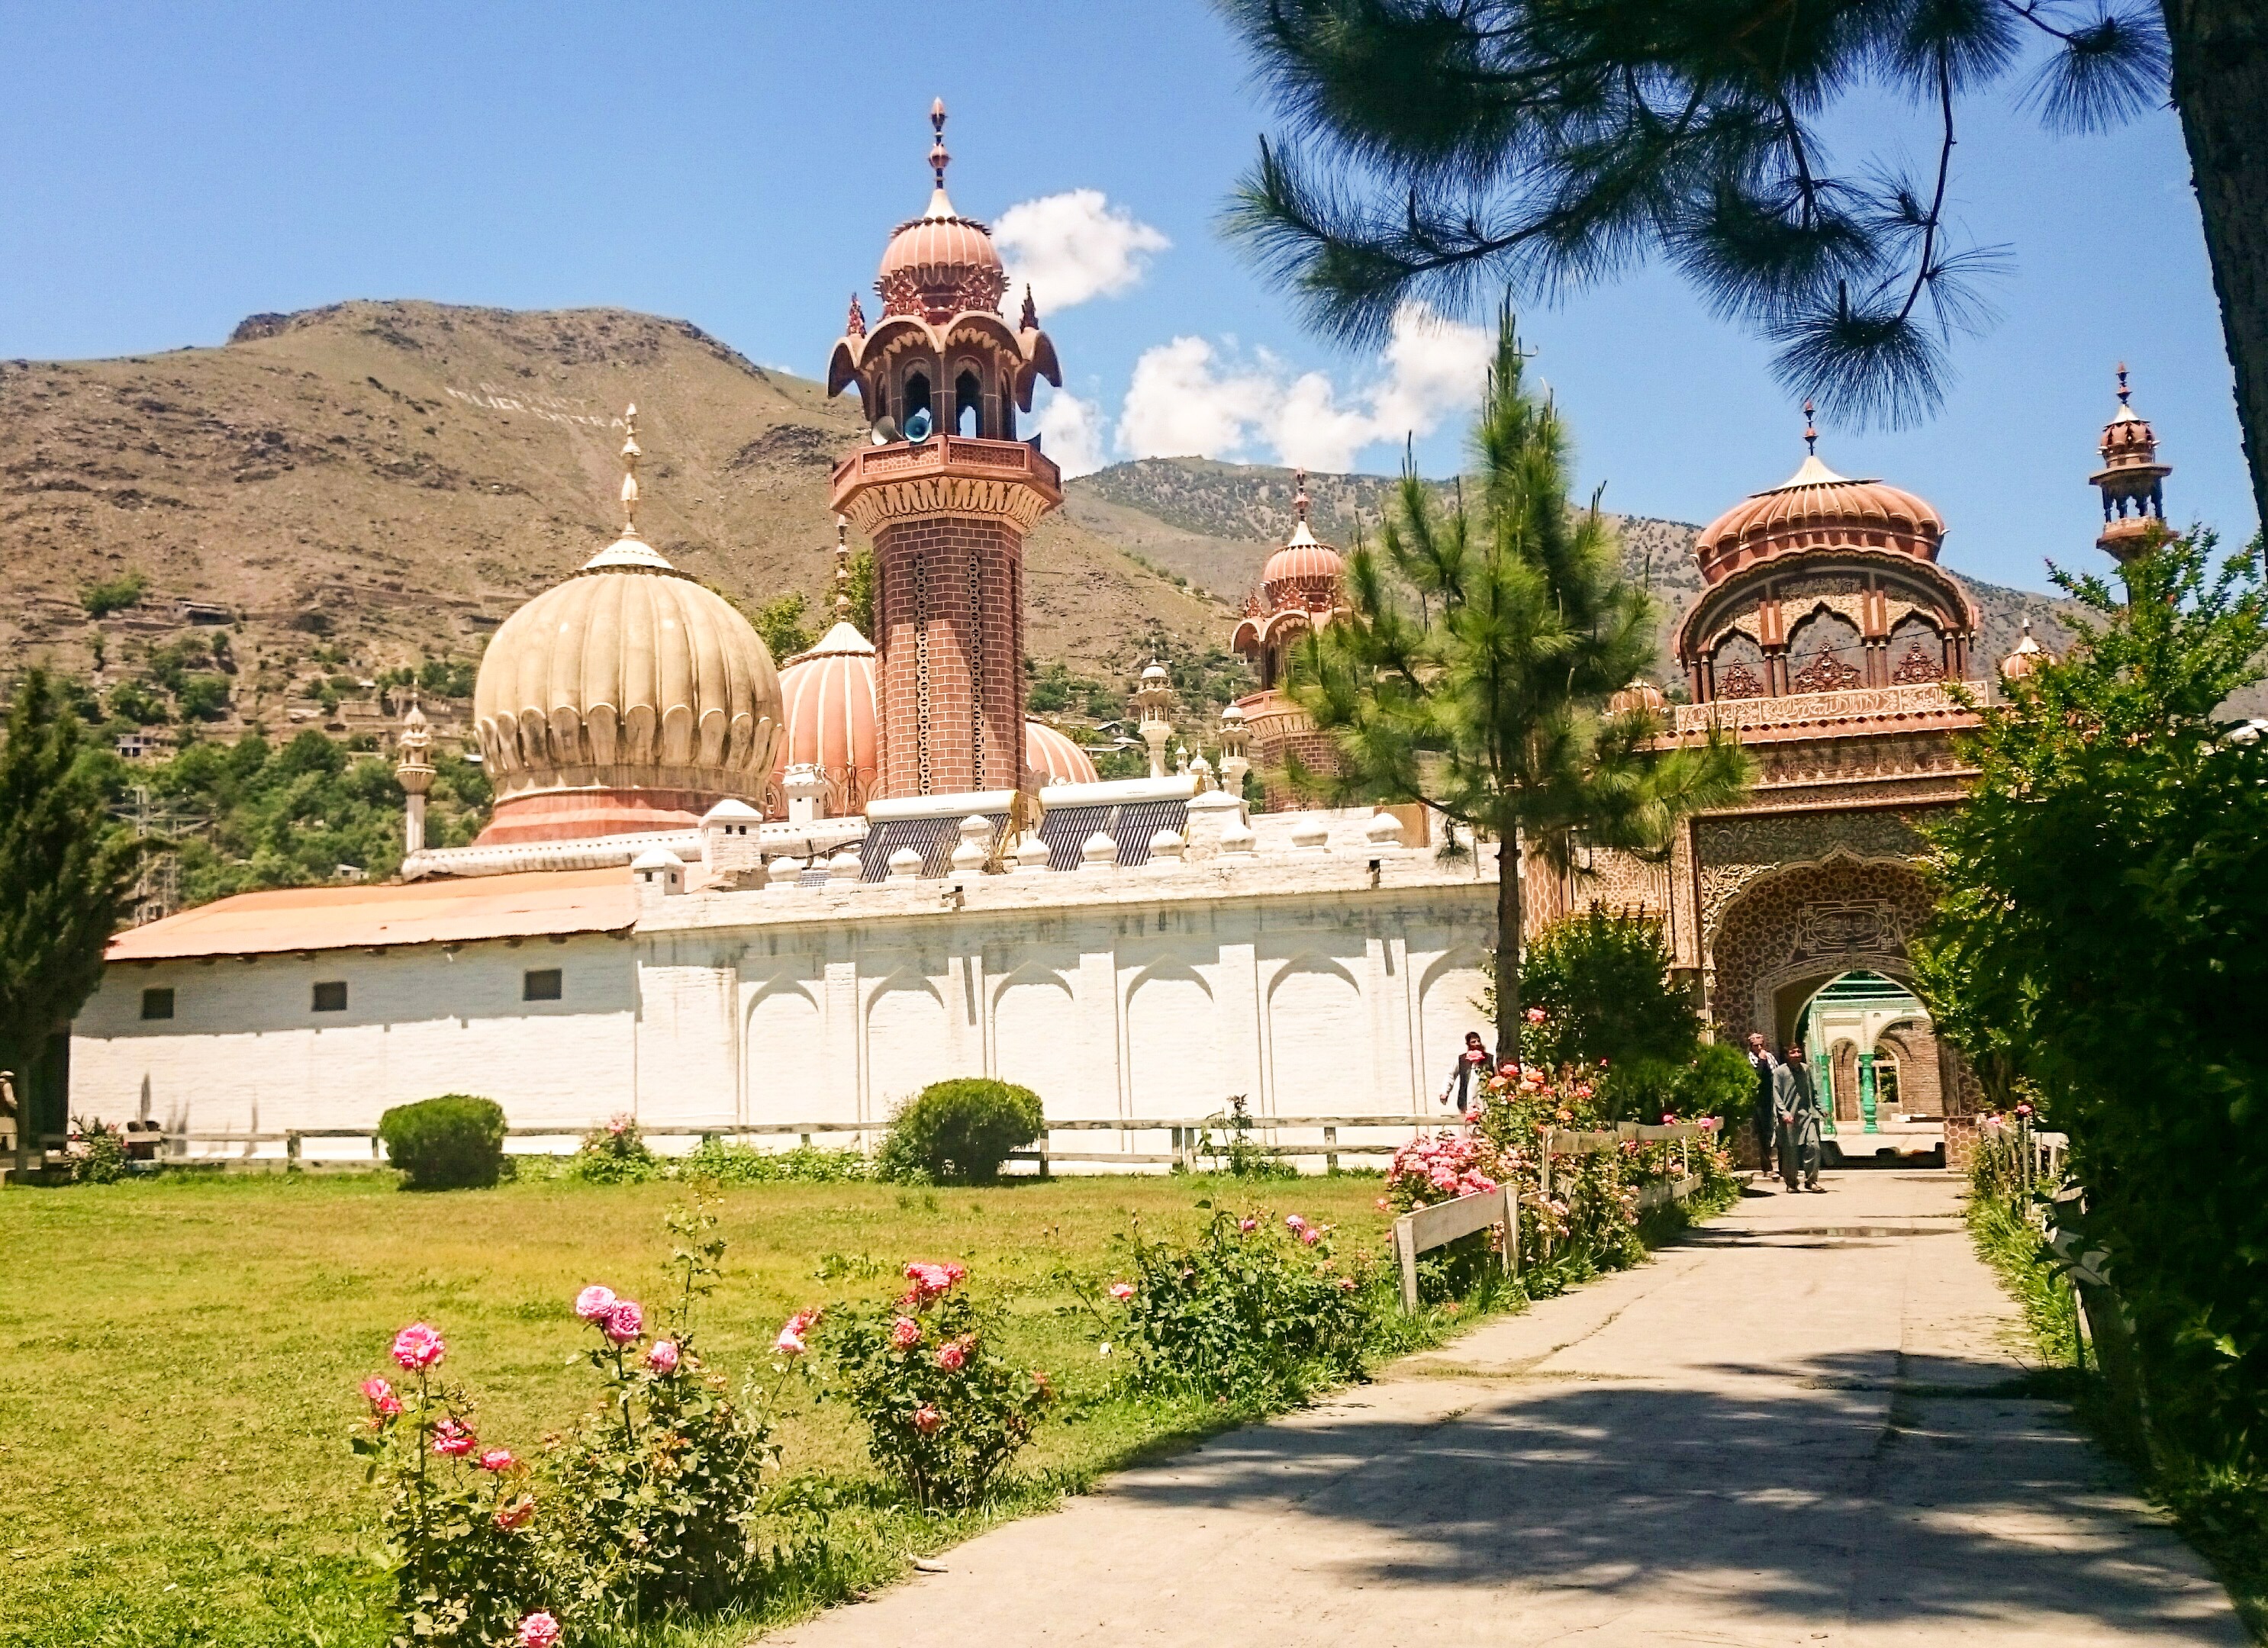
[1670,680,1979,735]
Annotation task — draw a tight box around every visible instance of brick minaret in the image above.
[826,101,1064,799]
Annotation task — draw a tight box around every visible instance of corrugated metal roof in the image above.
[857,812,1011,880]
[105,867,639,962]
[1036,800,1190,870]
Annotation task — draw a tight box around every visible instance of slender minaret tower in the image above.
[826,101,1065,798]
[395,688,433,854]
[2092,365,2173,563]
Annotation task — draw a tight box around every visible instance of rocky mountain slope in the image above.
[0,301,1224,737]
[2,299,2085,752]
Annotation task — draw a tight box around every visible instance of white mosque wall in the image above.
[71,853,1499,1167]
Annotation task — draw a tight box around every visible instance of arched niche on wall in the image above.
[744,980,826,1125]
[866,973,952,1117]
[1886,613,1949,684]
[1786,608,1864,693]
[991,965,1077,1112]
[1126,959,1218,1118]
[1416,948,1491,1086]
[1266,954,1363,1116]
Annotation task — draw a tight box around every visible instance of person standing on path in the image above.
[1442,1031,1492,1114]
[1774,1043,1825,1193]
[1745,1033,1780,1180]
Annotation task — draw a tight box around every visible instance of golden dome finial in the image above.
[1802,398,1818,456]
[833,514,852,619]
[619,404,642,533]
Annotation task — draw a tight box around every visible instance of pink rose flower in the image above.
[936,1337,968,1371]
[1107,1282,1135,1302]
[494,1496,535,1531]
[390,1323,445,1373]
[890,1315,922,1350]
[358,1376,402,1417]
[912,1405,942,1436]
[602,1301,644,1344]
[786,1306,823,1336]
[1338,1277,1358,1292]
[431,1417,476,1457]
[1300,1226,1322,1246]
[517,1611,562,1648]
[572,1285,617,1321]
[646,1341,680,1374]
[476,1447,517,1473]
[902,1260,966,1304]
[1525,1006,1547,1024]
[1284,1214,1308,1234]
[1238,1217,1258,1232]
[773,1324,808,1358]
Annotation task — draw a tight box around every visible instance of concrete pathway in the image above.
[774,1171,2244,1646]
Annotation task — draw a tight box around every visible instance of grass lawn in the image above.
[1,1170,1405,1646]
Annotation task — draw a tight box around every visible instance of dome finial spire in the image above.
[929,98,950,195]
[619,404,642,533]
[2116,362,2131,407]
[833,514,852,620]
[1293,468,1310,526]
[1802,398,1818,456]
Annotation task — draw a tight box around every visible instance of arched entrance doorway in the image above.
[1793,970,1946,1161]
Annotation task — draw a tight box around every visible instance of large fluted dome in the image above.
[473,530,784,845]
[1025,719,1098,787]
[1693,452,1944,586]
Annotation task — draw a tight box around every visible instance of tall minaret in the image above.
[2092,364,2173,563]
[395,688,433,855]
[826,101,1065,798]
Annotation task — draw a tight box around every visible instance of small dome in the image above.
[773,620,880,816]
[1262,518,1346,609]
[1610,679,1667,716]
[874,103,1006,322]
[1999,621,2052,681]
[1025,720,1098,786]
[1693,449,1944,586]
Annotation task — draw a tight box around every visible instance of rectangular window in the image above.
[312,980,348,1012]
[140,987,175,1021]
[523,968,563,1002]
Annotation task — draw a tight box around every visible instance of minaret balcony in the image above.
[830,436,1062,534]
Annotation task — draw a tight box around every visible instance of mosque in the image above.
[57,105,2168,1169]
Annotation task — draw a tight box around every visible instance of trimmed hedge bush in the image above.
[877,1079,1044,1185]
[377,1094,507,1189]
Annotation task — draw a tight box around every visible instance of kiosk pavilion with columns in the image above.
[47,103,2157,1173]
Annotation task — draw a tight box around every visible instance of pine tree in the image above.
[1222,0,2268,533]
[0,669,145,1153]
[1289,309,1749,1057]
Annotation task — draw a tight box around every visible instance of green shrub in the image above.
[565,1113,663,1184]
[677,1138,871,1184]
[377,1095,507,1190]
[1519,908,1699,1069]
[875,1079,1043,1186]
[67,1116,130,1185]
[1097,1202,1374,1404]
[81,569,147,617]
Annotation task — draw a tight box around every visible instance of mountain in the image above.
[1065,456,2081,678]
[2,298,2086,753]
[0,301,1225,740]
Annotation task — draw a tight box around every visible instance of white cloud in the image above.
[1033,388,1110,478]
[1113,303,1490,472]
[994,189,1169,313]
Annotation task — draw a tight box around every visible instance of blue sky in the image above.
[0,1,2251,594]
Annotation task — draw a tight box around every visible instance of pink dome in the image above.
[1694,451,1944,587]
[1261,520,1345,611]
[1025,720,1097,787]
[773,621,879,816]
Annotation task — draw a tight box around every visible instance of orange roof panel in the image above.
[106,867,639,962]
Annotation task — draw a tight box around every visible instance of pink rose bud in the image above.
[431,1417,477,1457]
[646,1341,680,1374]
[912,1405,943,1436]
[476,1448,517,1473]
[773,1325,807,1358]
[936,1338,968,1371]
[495,1496,535,1531]
[602,1301,644,1344]
[890,1315,922,1350]
[573,1285,617,1321]
[358,1376,402,1417]
[1107,1282,1135,1302]
[1238,1217,1258,1232]
[1300,1226,1322,1246]
[390,1323,446,1372]
[517,1611,562,1648]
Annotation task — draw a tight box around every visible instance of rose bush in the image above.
[823,1260,1053,1508]
[563,1112,664,1185]
[1094,1202,1374,1404]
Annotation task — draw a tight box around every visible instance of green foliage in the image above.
[876,1079,1044,1186]
[1097,1202,1372,1404]
[1520,909,1699,1070]
[1595,1039,1754,1126]
[81,568,148,617]
[377,1096,508,1191]
[846,546,876,642]
[0,668,147,1090]
[105,678,169,726]
[1194,1093,1297,1179]
[1915,529,2268,1480]
[749,591,816,663]
[823,1263,1053,1508]
[1222,0,2173,432]
[417,658,477,699]
[676,1138,873,1184]
[565,1113,664,1184]
[1289,309,1747,1054]
[542,1195,782,1624]
[176,673,232,720]
[67,1115,131,1184]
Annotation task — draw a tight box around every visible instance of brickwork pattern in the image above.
[871,515,1027,796]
